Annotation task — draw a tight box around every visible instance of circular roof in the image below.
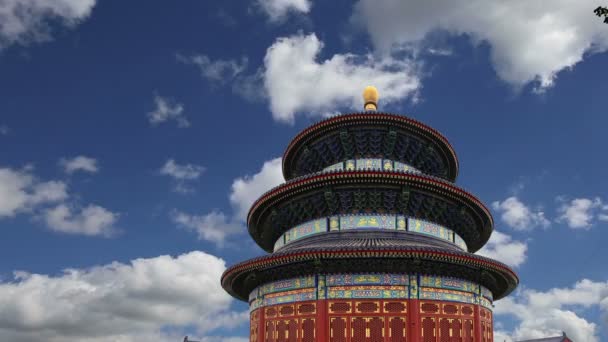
[282,113,459,181]
[221,236,518,302]
[248,170,493,253]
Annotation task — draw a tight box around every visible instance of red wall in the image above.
[251,299,493,342]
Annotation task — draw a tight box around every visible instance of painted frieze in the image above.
[283,219,327,244]
[455,234,468,251]
[259,276,316,295]
[408,218,456,244]
[327,286,408,299]
[339,215,396,230]
[263,288,316,306]
[419,287,476,304]
[326,274,408,286]
[480,285,493,301]
[420,275,480,294]
[356,158,382,170]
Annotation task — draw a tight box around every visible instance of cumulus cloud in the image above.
[0,251,248,342]
[43,204,118,237]
[492,197,550,231]
[147,95,189,128]
[173,157,283,246]
[160,159,206,194]
[557,197,605,229]
[257,0,311,21]
[60,156,99,174]
[172,210,243,247]
[0,166,119,236]
[263,33,420,123]
[0,167,67,217]
[495,279,608,342]
[0,0,96,50]
[477,230,528,268]
[352,0,608,91]
[230,157,284,221]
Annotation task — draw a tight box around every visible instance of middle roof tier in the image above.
[248,170,493,253]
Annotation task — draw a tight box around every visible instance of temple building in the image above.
[221,87,519,341]
[516,333,573,342]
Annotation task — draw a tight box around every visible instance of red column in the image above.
[317,299,328,341]
[473,305,482,342]
[408,299,420,342]
[258,308,265,342]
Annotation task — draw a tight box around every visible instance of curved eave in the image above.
[221,247,519,302]
[282,112,459,181]
[247,170,494,253]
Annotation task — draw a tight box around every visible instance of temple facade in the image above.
[222,87,519,342]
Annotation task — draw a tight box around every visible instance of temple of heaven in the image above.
[221,87,519,342]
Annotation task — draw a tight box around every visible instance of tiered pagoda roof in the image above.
[221,86,518,310]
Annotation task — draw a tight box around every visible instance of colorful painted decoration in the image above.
[273,235,285,251]
[321,158,421,174]
[420,275,480,293]
[327,286,408,299]
[480,286,493,301]
[339,215,395,230]
[263,288,316,306]
[273,215,467,251]
[250,274,492,310]
[356,158,382,170]
[326,274,408,286]
[419,287,476,304]
[408,218,466,250]
[259,276,316,295]
[284,219,327,244]
[455,234,468,251]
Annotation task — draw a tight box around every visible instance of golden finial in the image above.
[363,86,379,111]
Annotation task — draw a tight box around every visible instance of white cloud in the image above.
[0,125,9,135]
[160,159,205,180]
[0,166,119,237]
[477,230,527,268]
[0,0,96,49]
[160,159,205,194]
[173,157,284,246]
[257,0,311,21]
[230,158,284,221]
[172,210,243,247]
[352,0,608,91]
[495,279,608,342]
[263,33,420,123]
[557,197,604,229]
[492,197,550,230]
[177,54,248,84]
[0,167,67,217]
[60,156,99,174]
[43,204,118,237]
[0,251,247,342]
[147,95,189,128]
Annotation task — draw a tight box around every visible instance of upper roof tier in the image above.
[282,112,459,182]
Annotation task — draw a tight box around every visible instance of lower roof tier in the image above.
[248,170,493,253]
[221,233,518,302]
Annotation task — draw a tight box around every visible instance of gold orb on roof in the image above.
[363,86,379,111]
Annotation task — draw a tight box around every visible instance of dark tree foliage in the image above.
[594,6,608,23]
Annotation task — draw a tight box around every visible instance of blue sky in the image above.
[0,0,607,341]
